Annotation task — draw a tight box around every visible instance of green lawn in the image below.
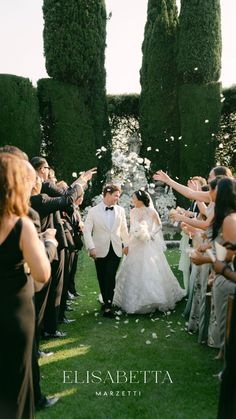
[36,250,220,419]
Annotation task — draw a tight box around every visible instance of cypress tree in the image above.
[43,0,111,190]
[43,0,107,89]
[178,0,222,183]
[140,0,179,176]
[177,0,221,84]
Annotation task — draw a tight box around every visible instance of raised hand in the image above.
[79,167,97,183]
[153,170,171,184]
[187,179,200,191]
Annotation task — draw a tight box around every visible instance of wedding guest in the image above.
[153,166,232,203]
[211,178,236,352]
[174,178,223,344]
[0,153,50,418]
[59,194,85,323]
[0,147,60,411]
[68,194,84,297]
[213,249,236,418]
[30,174,83,338]
[178,177,207,293]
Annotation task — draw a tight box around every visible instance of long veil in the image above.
[147,192,167,252]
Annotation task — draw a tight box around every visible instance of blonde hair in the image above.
[0,153,29,221]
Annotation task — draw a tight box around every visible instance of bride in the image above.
[113,190,186,314]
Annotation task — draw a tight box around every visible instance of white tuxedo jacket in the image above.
[83,202,129,257]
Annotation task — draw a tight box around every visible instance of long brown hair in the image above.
[0,153,29,221]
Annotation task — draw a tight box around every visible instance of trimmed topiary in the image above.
[37,78,97,182]
[177,0,221,84]
[179,82,221,183]
[140,0,180,176]
[0,74,41,156]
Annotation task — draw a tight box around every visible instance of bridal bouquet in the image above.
[131,220,151,242]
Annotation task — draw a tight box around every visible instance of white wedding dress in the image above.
[113,207,186,314]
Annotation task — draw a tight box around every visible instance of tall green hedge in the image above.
[177,0,221,84]
[179,83,221,183]
[178,0,222,183]
[37,78,97,182]
[43,0,110,191]
[43,0,106,89]
[140,0,180,176]
[107,94,140,119]
[0,74,41,156]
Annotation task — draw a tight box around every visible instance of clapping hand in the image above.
[187,179,200,191]
[197,242,212,253]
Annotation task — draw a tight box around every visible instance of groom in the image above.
[84,184,129,318]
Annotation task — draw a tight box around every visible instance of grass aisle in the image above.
[36,250,220,419]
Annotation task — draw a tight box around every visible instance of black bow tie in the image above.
[105,206,114,211]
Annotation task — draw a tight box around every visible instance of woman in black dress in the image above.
[0,153,51,418]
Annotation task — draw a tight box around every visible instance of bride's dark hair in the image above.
[134,190,150,207]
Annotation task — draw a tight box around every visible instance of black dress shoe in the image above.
[103,310,115,318]
[36,396,59,410]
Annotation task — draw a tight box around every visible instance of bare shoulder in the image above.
[21,216,36,231]
[223,213,236,241]
[223,213,236,227]
[20,216,38,250]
